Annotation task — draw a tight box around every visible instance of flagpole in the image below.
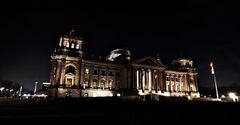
[210,61,219,100]
[213,72,219,100]
[34,81,38,94]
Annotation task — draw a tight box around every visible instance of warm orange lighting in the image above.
[210,61,215,74]
[228,92,238,102]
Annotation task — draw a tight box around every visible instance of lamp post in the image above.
[34,81,38,94]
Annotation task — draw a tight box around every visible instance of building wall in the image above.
[48,35,199,98]
[163,70,198,96]
[80,59,124,90]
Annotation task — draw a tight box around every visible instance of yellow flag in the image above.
[210,61,215,74]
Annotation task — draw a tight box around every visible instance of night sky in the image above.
[1,1,240,90]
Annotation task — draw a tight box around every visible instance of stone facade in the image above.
[48,33,199,98]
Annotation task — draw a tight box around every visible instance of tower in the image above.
[50,30,84,88]
[172,58,198,92]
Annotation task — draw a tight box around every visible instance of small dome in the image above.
[172,58,193,71]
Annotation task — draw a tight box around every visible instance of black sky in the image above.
[1,1,240,90]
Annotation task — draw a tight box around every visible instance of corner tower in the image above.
[172,58,198,93]
[50,30,84,88]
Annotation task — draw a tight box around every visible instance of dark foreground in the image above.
[0,97,239,124]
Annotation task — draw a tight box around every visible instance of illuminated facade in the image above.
[48,33,199,98]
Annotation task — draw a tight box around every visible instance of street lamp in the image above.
[0,87,4,92]
[228,92,238,102]
[0,87,5,96]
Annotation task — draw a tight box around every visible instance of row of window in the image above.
[66,42,80,49]
[166,77,185,82]
[85,68,120,76]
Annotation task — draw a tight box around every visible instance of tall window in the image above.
[66,42,70,48]
[94,69,98,75]
[85,68,89,74]
[76,44,80,49]
[71,43,75,48]
[109,71,113,76]
[116,72,120,77]
[101,71,106,75]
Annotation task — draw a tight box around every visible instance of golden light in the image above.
[228,92,238,102]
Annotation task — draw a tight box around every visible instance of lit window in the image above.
[71,43,75,48]
[109,80,112,89]
[66,42,70,47]
[76,44,80,49]
[85,69,89,74]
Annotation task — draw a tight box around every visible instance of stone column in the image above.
[194,74,198,92]
[106,69,109,89]
[184,74,188,92]
[151,69,156,91]
[60,61,65,86]
[98,67,101,89]
[89,66,93,88]
[131,68,135,89]
[174,75,177,92]
[145,70,148,91]
[166,74,171,91]
[160,72,164,91]
[80,63,84,87]
[148,69,151,92]
[179,75,182,92]
[136,70,139,90]
[154,74,158,93]
[158,71,161,92]
[128,68,131,89]
[139,69,142,90]
[142,69,145,92]
[75,67,79,86]
[56,60,62,85]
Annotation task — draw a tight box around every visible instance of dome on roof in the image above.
[172,58,193,71]
[106,48,131,61]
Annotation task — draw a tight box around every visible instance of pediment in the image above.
[132,56,166,68]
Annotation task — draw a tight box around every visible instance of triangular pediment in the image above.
[132,56,166,68]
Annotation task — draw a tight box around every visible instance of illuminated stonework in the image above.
[48,33,199,98]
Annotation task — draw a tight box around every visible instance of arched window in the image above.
[65,65,76,74]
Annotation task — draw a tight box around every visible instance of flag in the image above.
[210,61,215,74]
